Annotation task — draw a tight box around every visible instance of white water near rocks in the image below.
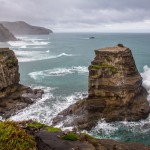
[6,33,150,145]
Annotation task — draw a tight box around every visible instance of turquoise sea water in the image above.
[7,33,150,145]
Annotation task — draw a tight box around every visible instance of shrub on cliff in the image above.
[0,121,37,150]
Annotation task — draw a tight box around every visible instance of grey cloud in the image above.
[0,0,150,31]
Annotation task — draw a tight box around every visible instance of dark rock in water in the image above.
[53,45,150,130]
[1,21,53,35]
[0,48,44,119]
[89,37,95,39]
[0,24,17,42]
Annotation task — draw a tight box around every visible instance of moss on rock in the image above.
[46,126,61,132]
[27,121,47,129]
[62,132,80,141]
[91,64,117,74]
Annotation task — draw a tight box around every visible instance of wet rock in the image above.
[53,45,150,130]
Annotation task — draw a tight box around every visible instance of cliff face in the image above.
[0,48,19,98]
[0,24,17,42]
[53,45,150,130]
[1,21,53,35]
[0,48,43,118]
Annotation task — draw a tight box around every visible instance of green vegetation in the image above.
[91,64,117,74]
[27,121,61,132]
[81,133,96,139]
[27,121,46,129]
[46,126,61,132]
[0,121,37,150]
[62,132,80,141]
[6,57,18,68]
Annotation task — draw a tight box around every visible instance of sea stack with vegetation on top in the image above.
[53,44,150,130]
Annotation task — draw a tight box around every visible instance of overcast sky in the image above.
[1,0,150,32]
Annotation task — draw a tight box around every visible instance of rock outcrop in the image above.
[0,48,43,119]
[0,24,17,42]
[53,44,150,130]
[1,21,53,35]
[1,120,150,150]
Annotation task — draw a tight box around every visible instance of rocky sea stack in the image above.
[53,44,150,130]
[0,48,43,119]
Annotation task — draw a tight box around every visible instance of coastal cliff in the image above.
[0,24,17,42]
[0,48,43,118]
[53,44,150,130]
[1,21,53,35]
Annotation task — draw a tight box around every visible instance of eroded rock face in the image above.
[53,45,150,130]
[0,48,43,118]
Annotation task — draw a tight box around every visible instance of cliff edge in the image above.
[53,44,150,130]
[0,48,43,119]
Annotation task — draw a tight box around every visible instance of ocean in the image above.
[6,33,150,145]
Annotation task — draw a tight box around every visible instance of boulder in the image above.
[53,44,150,130]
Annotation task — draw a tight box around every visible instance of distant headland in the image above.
[0,21,53,42]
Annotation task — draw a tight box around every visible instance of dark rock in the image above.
[0,48,44,119]
[0,24,17,42]
[1,21,53,35]
[19,120,150,150]
[53,45,150,130]
[89,37,95,39]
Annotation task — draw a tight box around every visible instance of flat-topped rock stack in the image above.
[53,44,150,130]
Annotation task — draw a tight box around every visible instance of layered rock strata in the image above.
[53,45,150,130]
[0,48,43,118]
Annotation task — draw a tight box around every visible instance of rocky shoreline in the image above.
[0,46,150,149]
[1,120,150,150]
[0,48,44,119]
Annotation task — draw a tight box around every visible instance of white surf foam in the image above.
[29,66,88,79]
[11,86,87,126]
[88,65,150,138]
[13,49,74,62]
[141,65,150,102]
[8,40,50,47]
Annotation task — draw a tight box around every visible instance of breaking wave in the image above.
[11,85,87,125]
[29,66,88,79]
[8,40,50,47]
[141,65,150,100]
[14,50,74,62]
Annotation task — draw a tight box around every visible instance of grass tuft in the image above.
[0,121,37,150]
[46,127,61,132]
